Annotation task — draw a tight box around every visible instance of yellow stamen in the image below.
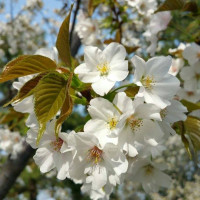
[127,115,143,131]
[88,146,103,164]
[108,117,118,130]
[51,138,63,152]
[141,76,155,90]
[144,164,154,175]
[97,62,109,76]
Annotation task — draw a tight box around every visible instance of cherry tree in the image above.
[0,0,200,199]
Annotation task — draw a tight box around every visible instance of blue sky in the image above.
[0,0,75,46]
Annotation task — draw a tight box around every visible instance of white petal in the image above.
[103,42,126,63]
[143,90,170,109]
[74,63,100,83]
[90,166,107,190]
[113,92,133,113]
[132,55,145,82]
[84,46,102,67]
[12,96,34,113]
[180,67,195,81]
[54,152,72,180]
[146,56,172,76]
[135,103,161,121]
[88,97,117,120]
[107,60,128,81]
[35,47,58,63]
[153,74,180,99]
[92,78,115,96]
[33,147,55,173]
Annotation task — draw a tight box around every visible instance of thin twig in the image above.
[70,0,81,45]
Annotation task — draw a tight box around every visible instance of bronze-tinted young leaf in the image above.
[0,108,25,125]
[0,55,57,83]
[55,74,73,137]
[182,2,198,13]
[185,116,200,151]
[156,0,185,12]
[124,86,140,98]
[181,99,200,112]
[34,72,68,143]
[4,73,46,107]
[124,46,140,54]
[56,5,73,68]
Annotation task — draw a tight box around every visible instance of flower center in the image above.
[108,117,118,130]
[144,164,154,175]
[88,146,103,164]
[160,108,167,120]
[197,52,200,59]
[51,138,63,152]
[141,76,155,90]
[127,115,143,131]
[97,62,109,76]
[187,91,194,96]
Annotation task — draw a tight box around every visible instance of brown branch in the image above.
[0,141,35,199]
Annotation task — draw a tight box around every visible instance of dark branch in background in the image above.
[70,0,81,46]
[71,32,81,56]
[0,142,35,199]
[0,31,81,199]
[111,2,123,43]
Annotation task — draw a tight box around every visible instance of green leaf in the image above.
[0,55,57,83]
[181,99,200,112]
[56,5,73,68]
[4,73,46,107]
[185,116,200,151]
[34,72,68,143]
[72,95,88,105]
[55,74,73,137]
[156,0,185,12]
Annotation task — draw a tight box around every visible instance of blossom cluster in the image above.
[0,128,24,159]
[75,0,171,56]
[11,42,189,200]
[167,42,200,108]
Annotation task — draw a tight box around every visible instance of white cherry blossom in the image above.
[177,88,200,103]
[74,42,128,96]
[158,100,187,136]
[67,132,128,191]
[180,61,200,91]
[0,128,22,155]
[182,43,200,65]
[132,55,180,108]
[75,10,99,46]
[126,0,157,16]
[26,120,73,180]
[84,97,120,147]
[114,92,163,157]
[126,158,171,193]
